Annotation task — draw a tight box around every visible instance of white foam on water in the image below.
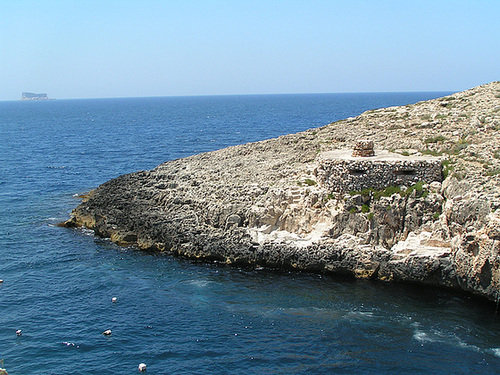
[488,348,500,358]
[412,323,483,355]
[80,228,95,236]
[345,310,375,319]
[412,323,447,344]
[413,329,432,343]
[186,279,212,288]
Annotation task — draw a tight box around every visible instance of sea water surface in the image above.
[1,93,500,374]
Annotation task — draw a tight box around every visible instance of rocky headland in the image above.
[64,82,500,303]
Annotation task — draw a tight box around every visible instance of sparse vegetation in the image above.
[304,178,317,186]
[447,138,470,155]
[420,149,443,157]
[323,193,335,203]
[388,124,403,130]
[442,159,454,179]
[405,181,424,195]
[424,135,447,144]
[349,181,431,203]
[484,168,500,177]
[374,185,402,199]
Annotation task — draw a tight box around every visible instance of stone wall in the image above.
[316,152,443,193]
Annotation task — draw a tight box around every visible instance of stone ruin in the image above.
[315,141,443,193]
[352,140,375,157]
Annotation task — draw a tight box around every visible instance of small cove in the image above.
[2,92,500,374]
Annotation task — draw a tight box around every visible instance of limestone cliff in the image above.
[65,81,500,302]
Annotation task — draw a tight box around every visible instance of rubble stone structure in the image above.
[316,146,443,193]
[352,140,375,157]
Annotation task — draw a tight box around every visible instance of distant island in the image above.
[21,92,50,101]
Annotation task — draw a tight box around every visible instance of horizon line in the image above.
[2,89,456,102]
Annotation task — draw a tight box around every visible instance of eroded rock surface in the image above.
[65,81,500,302]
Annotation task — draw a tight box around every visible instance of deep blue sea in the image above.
[2,92,500,374]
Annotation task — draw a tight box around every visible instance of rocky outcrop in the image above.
[64,81,500,303]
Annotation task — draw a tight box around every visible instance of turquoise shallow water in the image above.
[1,93,500,374]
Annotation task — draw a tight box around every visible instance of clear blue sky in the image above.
[1,0,499,100]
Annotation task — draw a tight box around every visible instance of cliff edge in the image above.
[65,82,500,302]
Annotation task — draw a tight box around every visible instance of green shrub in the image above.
[304,178,317,186]
[485,168,500,176]
[404,181,430,198]
[424,135,447,144]
[360,188,372,197]
[420,149,443,156]
[350,188,377,200]
[352,182,431,201]
[374,185,402,199]
[361,204,370,213]
[349,207,358,214]
[414,181,424,191]
[449,139,470,154]
[405,181,423,195]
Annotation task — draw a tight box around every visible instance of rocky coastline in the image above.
[64,82,500,303]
